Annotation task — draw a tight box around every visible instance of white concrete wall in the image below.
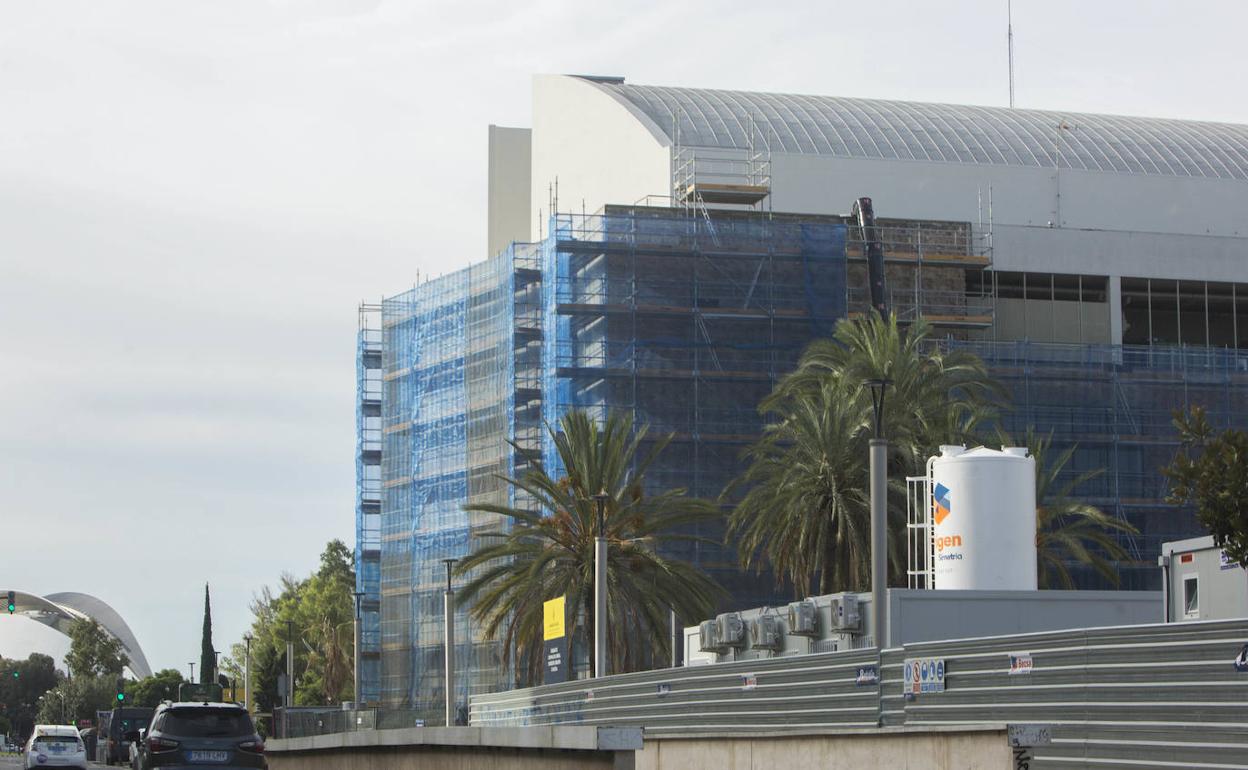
[530,76,670,241]
[487,125,531,258]
[635,730,1010,770]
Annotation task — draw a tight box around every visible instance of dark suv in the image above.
[135,702,265,769]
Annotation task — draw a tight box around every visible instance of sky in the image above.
[1,0,1246,677]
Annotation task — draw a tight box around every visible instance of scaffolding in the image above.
[375,252,516,715]
[370,207,996,706]
[355,304,383,704]
[945,339,1248,589]
[362,203,1248,708]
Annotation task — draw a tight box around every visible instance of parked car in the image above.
[24,725,88,769]
[135,701,265,769]
[98,706,154,765]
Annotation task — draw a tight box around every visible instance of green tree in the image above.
[128,669,186,707]
[200,584,215,684]
[34,676,115,726]
[457,409,725,683]
[1001,429,1138,588]
[223,540,357,710]
[730,381,878,594]
[64,619,128,679]
[0,654,60,738]
[729,315,1000,593]
[1164,406,1248,567]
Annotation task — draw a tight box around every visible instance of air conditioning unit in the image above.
[750,613,782,651]
[829,594,861,632]
[698,619,721,652]
[787,599,819,636]
[716,612,746,648]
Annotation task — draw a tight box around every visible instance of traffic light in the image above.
[6,591,14,614]
[11,670,17,679]
[116,677,126,703]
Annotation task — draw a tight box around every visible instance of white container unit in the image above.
[930,446,1037,591]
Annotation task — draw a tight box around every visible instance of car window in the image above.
[160,708,254,738]
[35,736,79,746]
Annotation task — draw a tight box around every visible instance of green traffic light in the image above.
[117,692,125,702]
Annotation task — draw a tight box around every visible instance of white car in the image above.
[23,725,88,770]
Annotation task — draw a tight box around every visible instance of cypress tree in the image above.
[200,584,215,684]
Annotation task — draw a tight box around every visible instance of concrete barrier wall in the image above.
[265,724,1010,770]
[268,746,614,770]
[637,728,1010,770]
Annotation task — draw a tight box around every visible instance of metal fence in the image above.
[470,619,1248,768]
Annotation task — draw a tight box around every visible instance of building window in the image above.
[987,270,1108,344]
[1183,575,1199,617]
[1121,278,1248,349]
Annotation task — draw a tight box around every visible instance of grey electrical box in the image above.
[829,594,861,632]
[698,619,721,652]
[716,612,747,648]
[751,613,783,651]
[787,599,819,636]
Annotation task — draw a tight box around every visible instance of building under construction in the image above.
[355,76,1248,713]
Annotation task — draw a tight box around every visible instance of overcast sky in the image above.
[2,0,1245,677]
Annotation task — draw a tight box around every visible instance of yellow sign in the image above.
[543,595,566,641]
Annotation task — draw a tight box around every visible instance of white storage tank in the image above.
[931,445,1037,590]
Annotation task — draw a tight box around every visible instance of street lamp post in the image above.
[188,662,195,683]
[866,379,892,652]
[243,634,252,713]
[592,491,610,679]
[285,620,294,738]
[442,559,457,726]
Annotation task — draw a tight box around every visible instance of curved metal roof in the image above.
[10,590,152,678]
[583,79,1248,181]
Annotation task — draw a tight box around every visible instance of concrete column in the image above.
[594,536,608,678]
[445,588,455,726]
[869,438,888,651]
[353,592,363,706]
[1109,274,1123,345]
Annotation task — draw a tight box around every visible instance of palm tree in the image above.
[730,380,895,594]
[456,409,724,684]
[729,314,1000,594]
[1004,429,1138,588]
[771,314,1000,465]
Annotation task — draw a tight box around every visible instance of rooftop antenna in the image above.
[1007,0,1016,108]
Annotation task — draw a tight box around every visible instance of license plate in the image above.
[188,750,230,762]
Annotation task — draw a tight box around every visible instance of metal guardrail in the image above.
[470,646,881,735]
[470,619,1248,767]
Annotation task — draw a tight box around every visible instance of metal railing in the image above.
[469,619,1248,766]
[281,707,435,738]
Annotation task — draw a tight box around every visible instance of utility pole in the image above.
[442,560,456,726]
[243,635,252,713]
[188,662,195,683]
[353,591,364,708]
[592,491,610,678]
[867,379,891,654]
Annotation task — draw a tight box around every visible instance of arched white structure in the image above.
[6,590,151,678]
